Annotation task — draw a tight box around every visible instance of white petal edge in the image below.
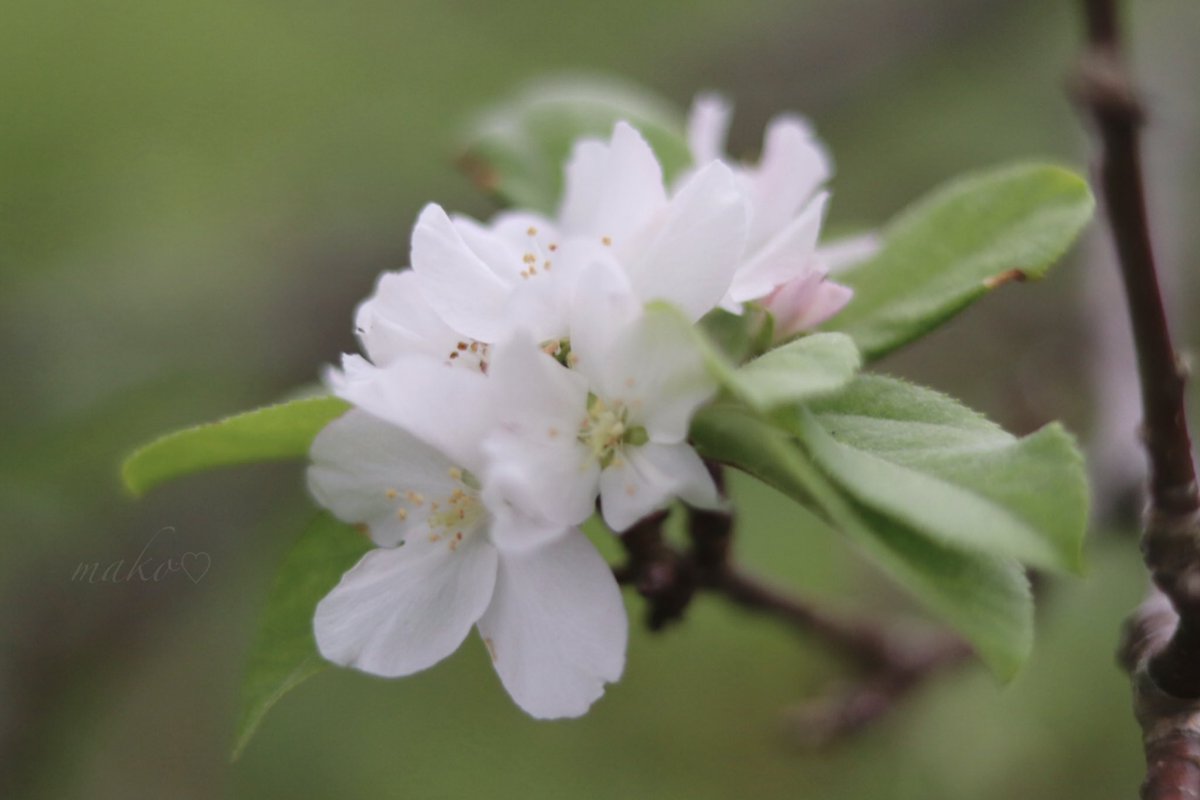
[687,92,732,165]
[477,528,627,719]
[599,442,718,532]
[411,204,513,343]
[623,160,747,322]
[314,533,498,678]
[558,121,667,244]
[308,409,460,547]
[334,355,495,473]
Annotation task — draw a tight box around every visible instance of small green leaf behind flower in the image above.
[232,512,371,760]
[789,375,1088,575]
[824,162,1094,360]
[121,396,350,496]
[458,75,692,214]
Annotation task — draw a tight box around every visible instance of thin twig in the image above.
[1073,2,1200,796]
[615,468,970,744]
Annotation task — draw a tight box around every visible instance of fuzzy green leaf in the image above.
[825,163,1094,360]
[731,332,861,411]
[121,396,349,496]
[690,406,1033,679]
[791,375,1088,574]
[231,512,371,761]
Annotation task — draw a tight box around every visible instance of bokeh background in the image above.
[3,0,1199,797]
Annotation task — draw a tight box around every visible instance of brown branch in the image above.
[615,467,970,743]
[1074,1,1200,796]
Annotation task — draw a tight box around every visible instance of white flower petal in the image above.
[483,431,600,529]
[558,121,667,243]
[483,496,577,554]
[411,204,512,342]
[354,270,462,366]
[687,93,733,165]
[477,528,626,719]
[623,160,747,321]
[599,442,717,531]
[489,329,589,431]
[745,115,832,251]
[600,309,717,443]
[334,355,494,473]
[728,192,829,304]
[566,260,640,387]
[314,533,498,678]
[308,409,461,547]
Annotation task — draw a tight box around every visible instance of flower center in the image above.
[446,340,491,374]
[578,396,648,468]
[389,468,486,552]
[426,485,485,550]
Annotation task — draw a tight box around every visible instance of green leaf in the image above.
[690,406,1033,679]
[825,163,1094,360]
[121,396,350,496]
[458,75,692,213]
[731,332,861,411]
[792,375,1087,574]
[232,512,371,761]
[648,303,860,413]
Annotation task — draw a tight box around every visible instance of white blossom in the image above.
[685,94,860,331]
[309,406,627,719]
[481,264,720,533]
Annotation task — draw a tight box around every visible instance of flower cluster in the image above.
[308,96,857,718]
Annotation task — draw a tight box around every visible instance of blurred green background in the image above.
[3,0,1198,797]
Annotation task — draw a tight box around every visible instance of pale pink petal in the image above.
[766,271,855,339]
[745,115,832,251]
[686,93,732,164]
[728,192,829,304]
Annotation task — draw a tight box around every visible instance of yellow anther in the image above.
[601,236,613,246]
[448,467,463,481]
